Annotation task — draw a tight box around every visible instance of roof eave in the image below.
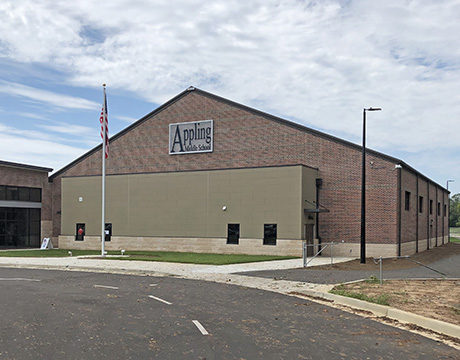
[0,160,53,173]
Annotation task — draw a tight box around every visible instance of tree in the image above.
[449,193,460,227]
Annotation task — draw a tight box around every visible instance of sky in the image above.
[0,0,459,194]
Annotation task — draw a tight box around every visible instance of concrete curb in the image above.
[294,288,460,339]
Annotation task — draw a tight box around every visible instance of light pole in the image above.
[361,107,382,264]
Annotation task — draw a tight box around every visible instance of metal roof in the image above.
[0,160,52,173]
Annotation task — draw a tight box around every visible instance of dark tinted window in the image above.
[227,224,239,244]
[0,208,41,248]
[263,224,277,245]
[444,204,447,217]
[105,223,112,242]
[0,186,41,202]
[29,188,41,202]
[76,223,85,241]
[18,188,29,201]
[6,187,18,201]
[430,200,433,215]
[404,191,410,211]
[437,202,441,216]
[419,196,423,213]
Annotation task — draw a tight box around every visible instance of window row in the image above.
[228,223,277,245]
[404,191,447,216]
[74,223,278,245]
[75,223,112,241]
[0,185,41,202]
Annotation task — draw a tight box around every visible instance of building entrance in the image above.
[0,207,41,248]
[305,224,314,256]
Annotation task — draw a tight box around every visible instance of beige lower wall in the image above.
[318,242,398,258]
[400,236,450,256]
[58,235,453,258]
[58,235,304,256]
[427,236,447,249]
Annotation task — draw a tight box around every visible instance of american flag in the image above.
[99,87,109,158]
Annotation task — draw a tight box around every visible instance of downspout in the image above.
[397,166,402,257]
[448,191,451,243]
[435,186,438,247]
[442,190,445,244]
[315,178,322,252]
[427,182,430,250]
[416,174,419,253]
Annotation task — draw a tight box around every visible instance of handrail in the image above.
[372,255,447,284]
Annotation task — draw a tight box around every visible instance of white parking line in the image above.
[192,320,209,335]
[149,284,158,287]
[148,295,172,305]
[94,285,119,290]
[0,278,41,282]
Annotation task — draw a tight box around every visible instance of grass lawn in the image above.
[450,227,460,237]
[0,249,298,265]
[330,287,390,306]
[450,237,460,243]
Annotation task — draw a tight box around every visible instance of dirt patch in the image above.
[332,279,460,325]
[313,242,460,271]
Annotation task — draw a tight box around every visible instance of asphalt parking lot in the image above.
[0,268,457,359]
[239,249,460,284]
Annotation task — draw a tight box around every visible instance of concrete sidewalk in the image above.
[0,255,354,276]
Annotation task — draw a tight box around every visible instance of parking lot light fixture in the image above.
[361,107,382,264]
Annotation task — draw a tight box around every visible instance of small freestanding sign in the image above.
[40,238,53,250]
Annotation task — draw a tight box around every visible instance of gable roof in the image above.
[49,87,447,191]
[0,159,52,173]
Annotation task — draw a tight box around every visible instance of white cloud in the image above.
[38,123,94,135]
[114,115,137,123]
[0,81,99,110]
[0,0,459,190]
[16,112,50,120]
[0,124,88,171]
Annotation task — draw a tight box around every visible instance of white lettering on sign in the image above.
[169,120,213,155]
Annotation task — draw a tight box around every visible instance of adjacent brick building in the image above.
[2,87,450,257]
[0,160,52,248]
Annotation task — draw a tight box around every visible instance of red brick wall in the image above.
[417,177,429,251]
[428,182,436,244]
[51,91,399,245]
[399,169,449,253]
[400,168,417,244]
[0,165,51,221]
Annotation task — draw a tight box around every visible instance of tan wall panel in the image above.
[302,166,319,237]
[62,165,307,241]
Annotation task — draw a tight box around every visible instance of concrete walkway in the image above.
[0,255,354,276]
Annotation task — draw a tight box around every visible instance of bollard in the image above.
[330,242,334,266]
[302,241,306,267]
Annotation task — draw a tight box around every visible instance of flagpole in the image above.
[101,84,107,257]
